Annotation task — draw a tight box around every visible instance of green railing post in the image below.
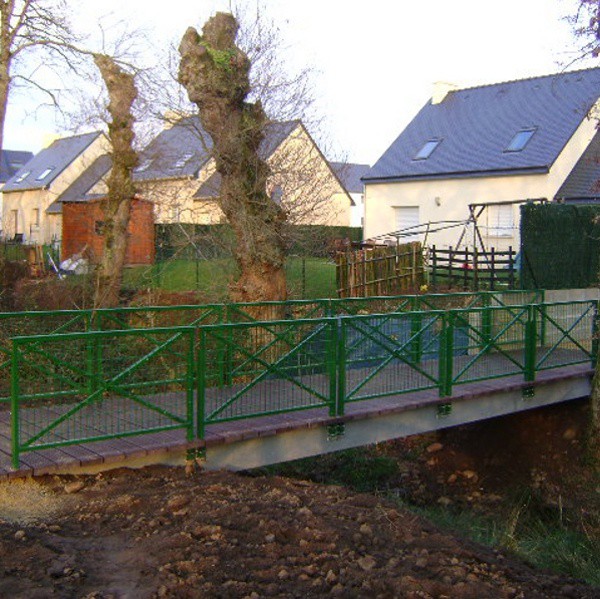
[86,335,102,397]
[481,294,492,354]
[334,318,345,417]
[197,328,206,441]
[10,339,21,469]
[410,308,423,364]
[186,328,195,443]
[524,305,537,382]
[592,302,599,366]
[539,302,547,349]
[438,312,454,397]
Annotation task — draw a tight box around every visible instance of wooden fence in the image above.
[429,245,517,291]
[336,243,425,298]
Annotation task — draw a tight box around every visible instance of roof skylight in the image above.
[414,139,442,160]
[135,159,153,172]
[14,170,30,183]
[173,153,194,169]
[505,129,536,152]
[36,167,54,181]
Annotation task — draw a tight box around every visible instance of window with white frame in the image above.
[32,208,40,228]
[488,204,514,237]
[394,206,420,240]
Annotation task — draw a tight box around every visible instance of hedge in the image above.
[520,203,600,289]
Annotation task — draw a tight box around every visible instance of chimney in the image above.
[431,81,458,105]
[41,133,60,148]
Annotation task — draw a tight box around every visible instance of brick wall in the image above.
[62,198,155,265]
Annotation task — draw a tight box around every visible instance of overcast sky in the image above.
[3,0,588,165]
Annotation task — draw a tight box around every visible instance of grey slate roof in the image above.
[2,131,102,192]
[555,131,600,200]
[330,162,370,194]
[363,67,600,183]
[0,150,33,183]
[135,117,299,183]
[193,120,301,199]
[46,154,112,214]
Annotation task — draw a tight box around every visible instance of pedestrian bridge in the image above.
[0,290,596,477]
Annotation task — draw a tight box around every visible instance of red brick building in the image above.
[61,198,155,265]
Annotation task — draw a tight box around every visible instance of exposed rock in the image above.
[64,481,85,494]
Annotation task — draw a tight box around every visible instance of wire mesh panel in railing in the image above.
[199,318,337,427]
[417,291,487,312]
[0,309,92,403]
[98,304,224,331]
[11,327,195,466]
[450,305,529,387]
[489,290,544,308]
[225,300,329,324]
[535,301,595,371]
[342,312,442,403]
[330,296,414,316]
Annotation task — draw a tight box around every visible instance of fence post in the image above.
[539,302,547,349]
[481,294,492,354]
[592,302,599,366]
[508,246,515,289]
[86,313,102,396]
[86,334,102,396]
[431,245,437,288]
[410,300,423,364]
[197,328,206,441]
[473,247,479,291]
[463,247,469,291]
[448,246,453,289]
[334,317,346,417]
[186,328,196,444]
[10,339,21,469]
[490,247,496,291]
[524,305,537,382]
[438,312,454,397]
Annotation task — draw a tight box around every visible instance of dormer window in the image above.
[505,128,536,152]
[36,167,54,181]
[414,139,442,160]
[14,171,30,183]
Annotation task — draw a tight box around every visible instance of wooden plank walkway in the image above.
[0,358,592,479]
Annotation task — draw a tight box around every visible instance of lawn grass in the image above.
[123,256,337,300]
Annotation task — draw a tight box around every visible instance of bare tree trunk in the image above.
[178,13,287,310]
[0,1,13,154]
[93,54,138,308]
[0,61,9,154]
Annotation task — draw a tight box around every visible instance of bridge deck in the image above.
[0,360,592,479]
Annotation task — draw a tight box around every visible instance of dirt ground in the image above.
[0,466,596,599]
[0,401,598,599]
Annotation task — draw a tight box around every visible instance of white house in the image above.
[362,68,600,251]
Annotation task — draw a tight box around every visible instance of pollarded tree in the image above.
[178,12,287,305]
[92,53,138,308]
[0,0,76,152]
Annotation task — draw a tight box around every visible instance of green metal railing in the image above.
[12,294,583,469]
[11,326,196,465]
[0,290,541,403]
